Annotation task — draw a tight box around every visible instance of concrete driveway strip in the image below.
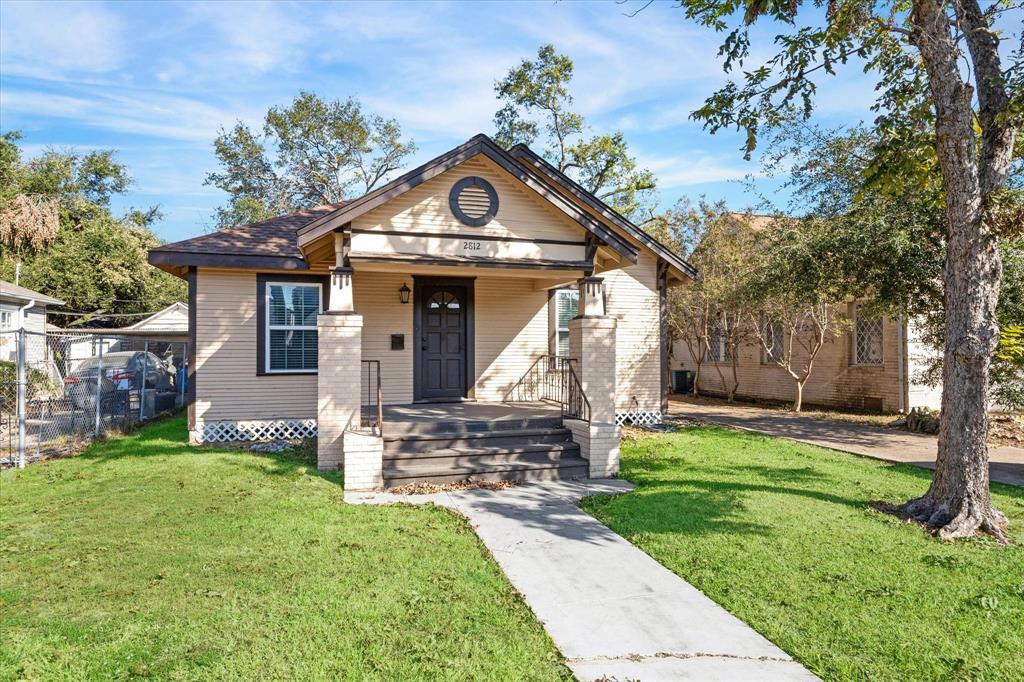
[669,398,1024,487]
[349,481,817,681]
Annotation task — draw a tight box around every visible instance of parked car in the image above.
[63,351,177,414]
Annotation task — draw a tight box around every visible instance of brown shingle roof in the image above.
[151,202,348,260]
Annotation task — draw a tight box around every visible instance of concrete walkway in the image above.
[349,480,817,681]
[670,398,1024,486]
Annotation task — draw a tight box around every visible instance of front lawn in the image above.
[0,415,568,681]
[582,426,1024,682]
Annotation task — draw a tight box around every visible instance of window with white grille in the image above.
[707,322,727,362]
[554,289,579,357]
[265,283,321,372]
[854,306,884,365]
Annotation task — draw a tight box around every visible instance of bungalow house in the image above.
[149,134,695,490]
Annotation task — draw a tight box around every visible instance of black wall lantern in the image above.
[399,282,411,304]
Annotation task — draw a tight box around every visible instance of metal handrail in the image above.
[360,360,383,433]
[504,354,590,422]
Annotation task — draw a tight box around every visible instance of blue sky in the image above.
[0,0,883,244]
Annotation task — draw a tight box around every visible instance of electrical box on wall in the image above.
[391,334,404,351]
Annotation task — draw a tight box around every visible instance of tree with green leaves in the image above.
[494,44,657,221]
[756,121,1023,412]
[0,132,184,326]
[206,92,417,228]
[667,200,760,401]
[743,216,855,412]
[664,0,1023,541]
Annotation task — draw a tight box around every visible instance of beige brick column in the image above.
[317,311,362,471]
[567,276,621,478]
[317,264,384,490]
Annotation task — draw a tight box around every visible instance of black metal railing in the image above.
[360,360,383,433]
[504,355,591,422]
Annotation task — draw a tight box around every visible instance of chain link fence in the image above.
[0,329,188,467]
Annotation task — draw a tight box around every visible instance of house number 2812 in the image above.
[462,240,482,251]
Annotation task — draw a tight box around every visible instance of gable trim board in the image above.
[295,134,639,264]
[509,144,698,281]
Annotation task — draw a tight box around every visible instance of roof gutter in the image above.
[17,298,35,331]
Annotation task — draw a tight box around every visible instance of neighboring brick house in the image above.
[672,305,942,413]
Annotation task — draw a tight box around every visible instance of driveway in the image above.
[669,398,1024,487]
[350,480,818,681]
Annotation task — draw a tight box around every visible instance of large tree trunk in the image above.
[893,0,1012,542]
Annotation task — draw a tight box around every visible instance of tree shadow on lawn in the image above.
[587,457,879,538]
[613,447,1024,542]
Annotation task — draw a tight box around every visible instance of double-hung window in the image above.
[554,289,579,357]
[265,282,321,372]
[0,311,12,331]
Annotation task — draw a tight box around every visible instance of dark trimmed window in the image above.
[265,282,321,372]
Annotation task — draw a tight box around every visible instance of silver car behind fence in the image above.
[0,329,188,467]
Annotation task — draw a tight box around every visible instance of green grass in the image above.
[582,426,1024,682]
[0,415,568,681]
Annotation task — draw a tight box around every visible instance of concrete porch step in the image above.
[383,427,573,453]
[384,415,564,437]
[383,456,590,488]
[384,442,581,467]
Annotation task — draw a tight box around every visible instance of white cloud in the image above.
[0,87,257,143]
[183,1,312,76]
[641,151,760,188]
[0,1,124,78]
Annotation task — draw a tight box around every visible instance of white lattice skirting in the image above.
[615,410,663,427]
[193,412,660,442]
[195,419,318,443]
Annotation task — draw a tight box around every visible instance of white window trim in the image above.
[851,304,884,367]
[265,281,322,374]
[0,311,12,331]
[554,289,578,358]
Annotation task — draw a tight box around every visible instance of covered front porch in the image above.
[318,261,621,491]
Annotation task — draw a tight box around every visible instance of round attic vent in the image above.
[449,176,498,227]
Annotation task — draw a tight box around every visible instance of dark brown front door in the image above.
[416,284,468,400]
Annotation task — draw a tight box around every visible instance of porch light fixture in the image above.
[399,282,411,304]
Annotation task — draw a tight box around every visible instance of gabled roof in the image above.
[149,134,702,279]
[125,301,188,331]
[509,144,698,279]
[296,134,639,263]
[149,202,348,271]
[0,280,65,306]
